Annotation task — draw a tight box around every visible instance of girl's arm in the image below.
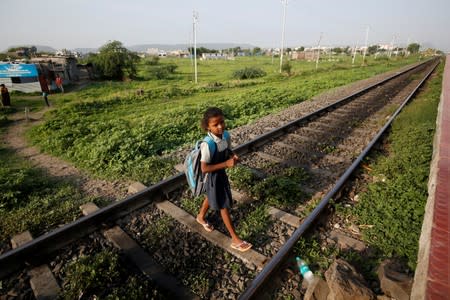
[201,157,237,173]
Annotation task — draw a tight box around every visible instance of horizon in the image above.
[2,0,449,52]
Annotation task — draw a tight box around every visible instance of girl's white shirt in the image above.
[200,131,230,163]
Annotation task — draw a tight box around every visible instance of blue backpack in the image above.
[184,131,230,197]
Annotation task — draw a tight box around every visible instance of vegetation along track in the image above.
[0,58,439,299]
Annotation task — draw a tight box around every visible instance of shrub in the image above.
[232,67,266,80]
[148,64,178,80]
[281,60,292,75]
[145,56,160,65]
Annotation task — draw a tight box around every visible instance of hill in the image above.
[128,43,257,52]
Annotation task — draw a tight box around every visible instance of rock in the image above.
[377,260,412,300]
[304,277,330,300]
[328,230,366,252]
[325,259,375,300]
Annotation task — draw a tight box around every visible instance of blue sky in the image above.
[2,0,449,51]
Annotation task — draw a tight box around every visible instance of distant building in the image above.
[0,55,87,93]
[201,53,230,60]
[0,63,41,93]
[30,55,79,83]
[146,48,167,57]
[291,49,319,61]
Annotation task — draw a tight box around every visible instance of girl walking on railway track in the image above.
[196,107,252,252]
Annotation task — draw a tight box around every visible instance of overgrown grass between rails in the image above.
[348,60,444,270]
[27,56,423,183]
[60,249,167,299]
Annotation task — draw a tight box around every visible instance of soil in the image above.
[3,108,130,202]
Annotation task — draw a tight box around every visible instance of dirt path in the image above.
[3,109,130,202]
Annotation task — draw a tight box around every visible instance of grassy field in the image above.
[7,55,421,185]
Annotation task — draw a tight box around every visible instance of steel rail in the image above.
[0,59,434,280]
[232,60,431,156]
[238,59,440,300]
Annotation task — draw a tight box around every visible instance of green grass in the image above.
[350,59,443,270]
[60,249,166,299]
[0,124,106,241]
[19,55,423,184]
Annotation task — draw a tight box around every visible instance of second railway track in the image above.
[0,58,440,299]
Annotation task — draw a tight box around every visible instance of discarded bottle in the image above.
[296,257,314,284]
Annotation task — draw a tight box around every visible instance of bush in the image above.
[281,61,292,75]
[147,64,178,80]
[232,67,266,80]
[145,56,160,65]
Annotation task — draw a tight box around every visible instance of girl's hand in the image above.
[226,157,237,168]
[232,154,239,162]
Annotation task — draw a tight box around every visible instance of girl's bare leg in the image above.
[220,208,242,244]
[197,197,209,223]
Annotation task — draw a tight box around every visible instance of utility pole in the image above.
[352,40,359,65]
[361,26,369,66]
[315,32,323,70]
[388,35,395,58]
[193,10,199,84]
[406,37,411,56]
[279,0,288,73]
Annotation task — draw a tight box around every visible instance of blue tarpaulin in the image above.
[0,64,38,78]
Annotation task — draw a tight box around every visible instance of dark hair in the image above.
[201,107,224,131]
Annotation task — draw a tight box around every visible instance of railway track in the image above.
[0,58,439,299]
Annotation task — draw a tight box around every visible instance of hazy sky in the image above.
[2,0,449,51]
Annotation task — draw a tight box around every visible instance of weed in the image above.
[142,215,173,249]
[227,165,257,192]
[182,271,211,298]
[60,250,121,299]
[236,204,271,241]
[181,195,204,216]
[294,235,338,273]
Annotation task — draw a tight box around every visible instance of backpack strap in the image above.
[203,135,216,157]
[203,131,230,157]
[223,131,231,148]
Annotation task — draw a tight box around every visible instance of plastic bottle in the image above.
[296,257,314,284]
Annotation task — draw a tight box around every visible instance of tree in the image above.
[407,43,420,54]
[91,40,139,80]
[332,47,343,54]
[368,45,379,55]
[252,47,262,56]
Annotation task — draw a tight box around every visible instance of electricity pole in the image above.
[193,10,199,84]
[315,32,323,70]
[279,0,288,73]
[388,35,395,58]
[361,26,369,66]
[352,40,359,65]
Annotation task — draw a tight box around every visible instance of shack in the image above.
[0,63,41,93]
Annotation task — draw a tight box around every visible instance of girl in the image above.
[196,107,252,252]
[1,84,11,107]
